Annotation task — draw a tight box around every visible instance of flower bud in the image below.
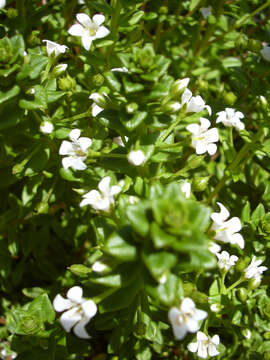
[258,95,268,110]
[236,287,247,302]
[192,176,210,192]
[40,121,54,134]
[248,39,262,53]
[7,8,18,18]
[242,329,251,339]
[248,277,261,290]
[235,34,248,51]
[126,102,138,114]
[224,91,237,106]
[52,63,68,77]
[58,74,76,91]
[163,101,181,114]
[89,92,108,108]
[128,150,146,166]
[93,73,104,86]
[170,78,190,96]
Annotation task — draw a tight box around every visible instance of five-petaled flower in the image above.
[188,331,220,359]
[80,176,121,212]
[186,118,219,155]
[42,40,68,57]
[216,251,238,271]
[59,129,92,171]
[244,256,267,282]
[181,89,212,115]
[53,286,97,339]
[216,108,245,131]
[211,202,245,249]
[68,13,110,51]
[168,298,208,340]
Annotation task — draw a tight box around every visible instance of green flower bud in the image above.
[93,73,104,86]
[0,38,13,64]
[126,102,138,114]
[7,8,18,18]
[248,39,262,53]
[170,78,190,97]
[235,34,248,52]
[192,176,210,192]
[58,74,76,91]
[236,287,247,302]
[159,6,168,15]
[27,30,41,46]
[248,277,261,290]
[163,101,181,114]
[52,63,68,77]
[224,91,237,106]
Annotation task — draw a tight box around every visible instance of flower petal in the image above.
[172,324,187,340]
[195,309,208,321]
[95,26,110,39]
[187,341,198,353]
[59,141,74,155]
[197,331,208,341]
[216,202,230,221]
[78,137,92,152]
[60,307,81,333]
[200,117,211,131]
[53,294,73,312]
[69,129,81,142]
[82,300,97,319]
[73,318,91,339]
[81,34,93,51]
[76,13,92,27]
[98,176,111,195]
[181,88,192,105]
[230,233,245,248]
[168,307,180,324]
[186,123,200,135]
[181,298,195,312]
[62,156,75,170]
[211,334,220,345]
[68,24,84,36]
[208,344,219,357]
[71,157,87,171]
[207,143,217,156]
[226,217,242,233]
[67,286,83,303]
[93,14,105,25]
[186,319,199,333]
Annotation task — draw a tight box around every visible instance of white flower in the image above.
[188,331,220,359]
[89,92,107,107]
[200,6,212,19]
[40,121,54,134]
[216,251,238,271]
[59,129,92,171]
[244,256,267,281]
[186,95,212,116]
[0,0,6,9]
[216,108,245,131]
[210,304,221,313]
[92,104,103,117]
[168,298,207,340]
[128,150,146,166]
[181,182,191,198]
[42,40,68,57]
[211,202,245,249]
[113,136,128,147]
[53,286,97,339]
[261,45,270,61]
[68,13,110,51]
[186,118,219,155]
[92,261,107,272]
[80,176,121,211]
[208,242,221,254]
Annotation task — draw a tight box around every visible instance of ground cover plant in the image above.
[0,0,270,359]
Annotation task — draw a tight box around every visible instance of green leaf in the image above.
[222,57,242,68]
[69,264,92,276]
[28,294,55,324]
[104,232,137,261]
[126,203,150,236]
[189,0,202,12]
[0,85,20,105]
[143,251,177,280]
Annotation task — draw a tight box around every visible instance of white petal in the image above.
[59,141,74,155]
[110,185,121,196]
[60,307,81,333]
[226,217,242,233]
[71,157,87,171]
[93,14,105,25]
[68,24,84,36]
[211,334,220,345]
[208,345,219,357]
[78,137,92,152]
[188,341,198,353]
[53,294,72,312]
[186,319,199,333]
[69,129,81,141]
[207,128,219,142]
[82,300,97,319]
[197,331,208,341]
[198,345,208,359]
[200,117,211,131]
[62,157,75,170]
[196,141,207,155]
[98,176,111,195]
[76,13,92,27]
[186,123,200,135]
[73,318,91,339]
[195,309,208,321]
[92,104,103,117]
[217,202,230,220]
[172,324,188,340]
[67,286,83,303]
[95,26,110,39]
[82,34,93,51]
[168,307,180,324]
[206,105,212,115]
[181,298,195,312]
[230,233,245,248]
[207,143,217,155]
[181,88,192,105]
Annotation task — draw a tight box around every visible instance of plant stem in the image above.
[158,113,184,143]
[227,277,245,292]
[60,109,92,123]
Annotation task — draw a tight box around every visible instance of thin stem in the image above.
[158,113,184,143]
[92,288,118,303]
[59,109,92,123]
[227,277,245,293]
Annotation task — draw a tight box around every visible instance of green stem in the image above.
[158,113,184,143]
[60,109,92,123]
[89,151,126,159]
[227,277,245,293]
[220,271,227,294]
[41,58,55,84]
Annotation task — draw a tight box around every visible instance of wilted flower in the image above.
[186,118,219,155]
[216,251,238,271]
[188,331,220,359]
[53,286,97,339]
[168,298,207,340]
[128,150,146,166]
[59,129,92,171]
[42,40,68,57]
[68,13,110,51]
[216,108,245,131]
[80,176,121,211]
[211,202,245,249]
[200,6,212,19]
[261,45,270,61]
[40,121,54,134]
[244,256,267,282]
